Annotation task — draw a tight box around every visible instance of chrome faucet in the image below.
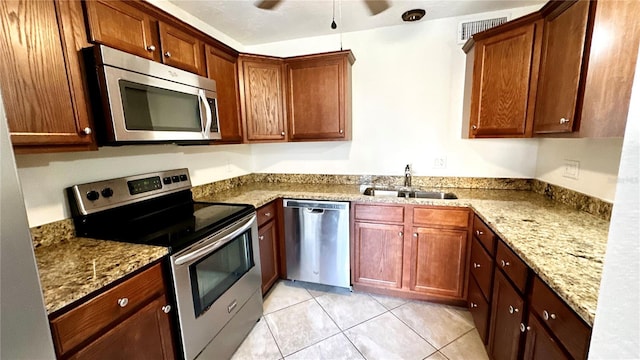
[404,164,412,188]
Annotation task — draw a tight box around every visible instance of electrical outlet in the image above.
[563,160,580,180]
[433,156,447,169]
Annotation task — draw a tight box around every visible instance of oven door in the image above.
[170,214,262,360]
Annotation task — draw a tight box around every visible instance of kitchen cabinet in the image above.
[285,51,354,141]
[84,0,206,76]
[257,201,281,295]
[49,262,175,359]
[462,14,543,138]
[534,0,640,137]
[467,216,496,344]
[0,0,96,153]
[352,203,470,303]
[523,313,569,360]
[488,270,526,360]
[205,45,243,143]
[238,54,287,142]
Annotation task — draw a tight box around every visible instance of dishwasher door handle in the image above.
[283,199,348,210]
[306,208,325,214]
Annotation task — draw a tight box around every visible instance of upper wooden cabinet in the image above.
[84,0,206,76]
[205,45,243,143]
[462,15,543,138]
[0,0,96,153]
[535,0,640,137]
[285,51,354,141]
[238,54,287,142]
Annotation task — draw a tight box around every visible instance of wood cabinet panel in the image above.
[239,55,286,142]
[158,22,205,76]
[488,270,525,360]
[68,294,174,360]
[84,0,158,61]
[354,204,404,223]
[205,45,242,143]
[530,277,591,360]
[409,227,468,299]
[534,0,590,134]
[468,277,490,344]
[412,207,469,228]
[523,313,569,360]
[258,219,279,295]
[473,215,496,255]
[0,0,95,151]
[469,19,542,137]
[470,237,494,300]
[353,222,404,288]
[257,201,278,227]
[496,240,529,293]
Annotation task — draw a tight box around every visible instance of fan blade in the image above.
[255,0,282,10]
[364,0,390,15]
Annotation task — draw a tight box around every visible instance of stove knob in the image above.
[86,190,100,201]
[101,187,114,198]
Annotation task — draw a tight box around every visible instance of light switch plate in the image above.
[563,160,580,180]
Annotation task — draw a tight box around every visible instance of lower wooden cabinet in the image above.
[523,313,569,360]
[353,221,404,288]
[49,262,175,359]
[257,200,282,295]
[468,276,490,343]
[488,270,525,360]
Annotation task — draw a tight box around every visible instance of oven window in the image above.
[119,80,202,132]
[189,229,254,318]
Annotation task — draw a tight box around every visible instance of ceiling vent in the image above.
[457,15,510,44]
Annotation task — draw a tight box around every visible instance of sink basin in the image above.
[362,187,457,199]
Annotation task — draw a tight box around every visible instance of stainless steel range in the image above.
[67,169,262,360]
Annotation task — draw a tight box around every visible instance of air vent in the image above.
[457,16,510,44]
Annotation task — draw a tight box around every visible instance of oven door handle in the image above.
[174,215,256,266]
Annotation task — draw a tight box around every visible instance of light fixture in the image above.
[402,9,426,22]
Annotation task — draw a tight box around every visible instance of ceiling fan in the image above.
[255,0,391,16]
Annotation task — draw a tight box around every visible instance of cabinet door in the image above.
[468,277,491,344]
[239,56,287,142]
[353,222,404,289]
[409,227,468,299]
[84,0,159,61]
[0,0,95,152]
[158,22,205,76]
[469,20,542,138]
[523,313,569,360]
[69,295,175,360]
[534,0,590,134]
[488,270,525,360]
[259,220,279,295]
[286,53,352,140]
[205,45,242,143]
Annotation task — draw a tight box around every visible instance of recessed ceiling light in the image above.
[402,9,426,22]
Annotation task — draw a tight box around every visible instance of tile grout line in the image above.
[388,304,441,354]
[261,315,286,360]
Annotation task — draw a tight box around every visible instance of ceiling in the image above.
[168,0,544,46]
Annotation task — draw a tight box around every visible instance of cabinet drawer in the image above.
[473,215,496,255]
[470,238,494,300]
[412,207,469,228]
[530,277,591,360]
[50,263,165,356]
[468,277,490,344]
[495,241,529,293]
[257,201,277,227]
[354,204,404,223]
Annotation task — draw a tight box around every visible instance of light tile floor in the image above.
[231,280,489,360]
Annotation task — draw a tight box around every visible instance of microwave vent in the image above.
[458,16,510,44]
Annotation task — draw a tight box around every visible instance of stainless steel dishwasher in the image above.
[283,199,350,288]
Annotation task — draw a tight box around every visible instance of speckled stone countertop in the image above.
[34,237,167,315]
[196,183,608,326]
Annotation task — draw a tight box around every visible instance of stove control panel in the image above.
[68,168,192,215]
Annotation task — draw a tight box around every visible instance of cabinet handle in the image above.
[264,212,271,217]
[560,117,570,124]
[117,298,129,308]
[509,305,519,314]
[398,231,403,237]
[147,45,156,52]
[281,131,285,136]
[470,302,478,308]
[500,260,510,267]
[81,127,92,135]
[259,235,264,241]
[475,230,483,236]
[543,310,557,320]
[413,233,418,237]
[471,125,477,130]
[162,305,171,313]
[473,262,481,269]
[339,129,344,134]
[520,323,530,332]
[164,51,172,58]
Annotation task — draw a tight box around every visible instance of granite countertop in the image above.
[196,183,609,325]
[34,237,168,315]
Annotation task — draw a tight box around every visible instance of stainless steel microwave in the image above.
[87,45,220,144]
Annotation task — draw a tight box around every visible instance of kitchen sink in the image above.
[362,187,457,199]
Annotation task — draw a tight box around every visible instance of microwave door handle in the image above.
[174,215,256,266]
[199,91,212,137]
